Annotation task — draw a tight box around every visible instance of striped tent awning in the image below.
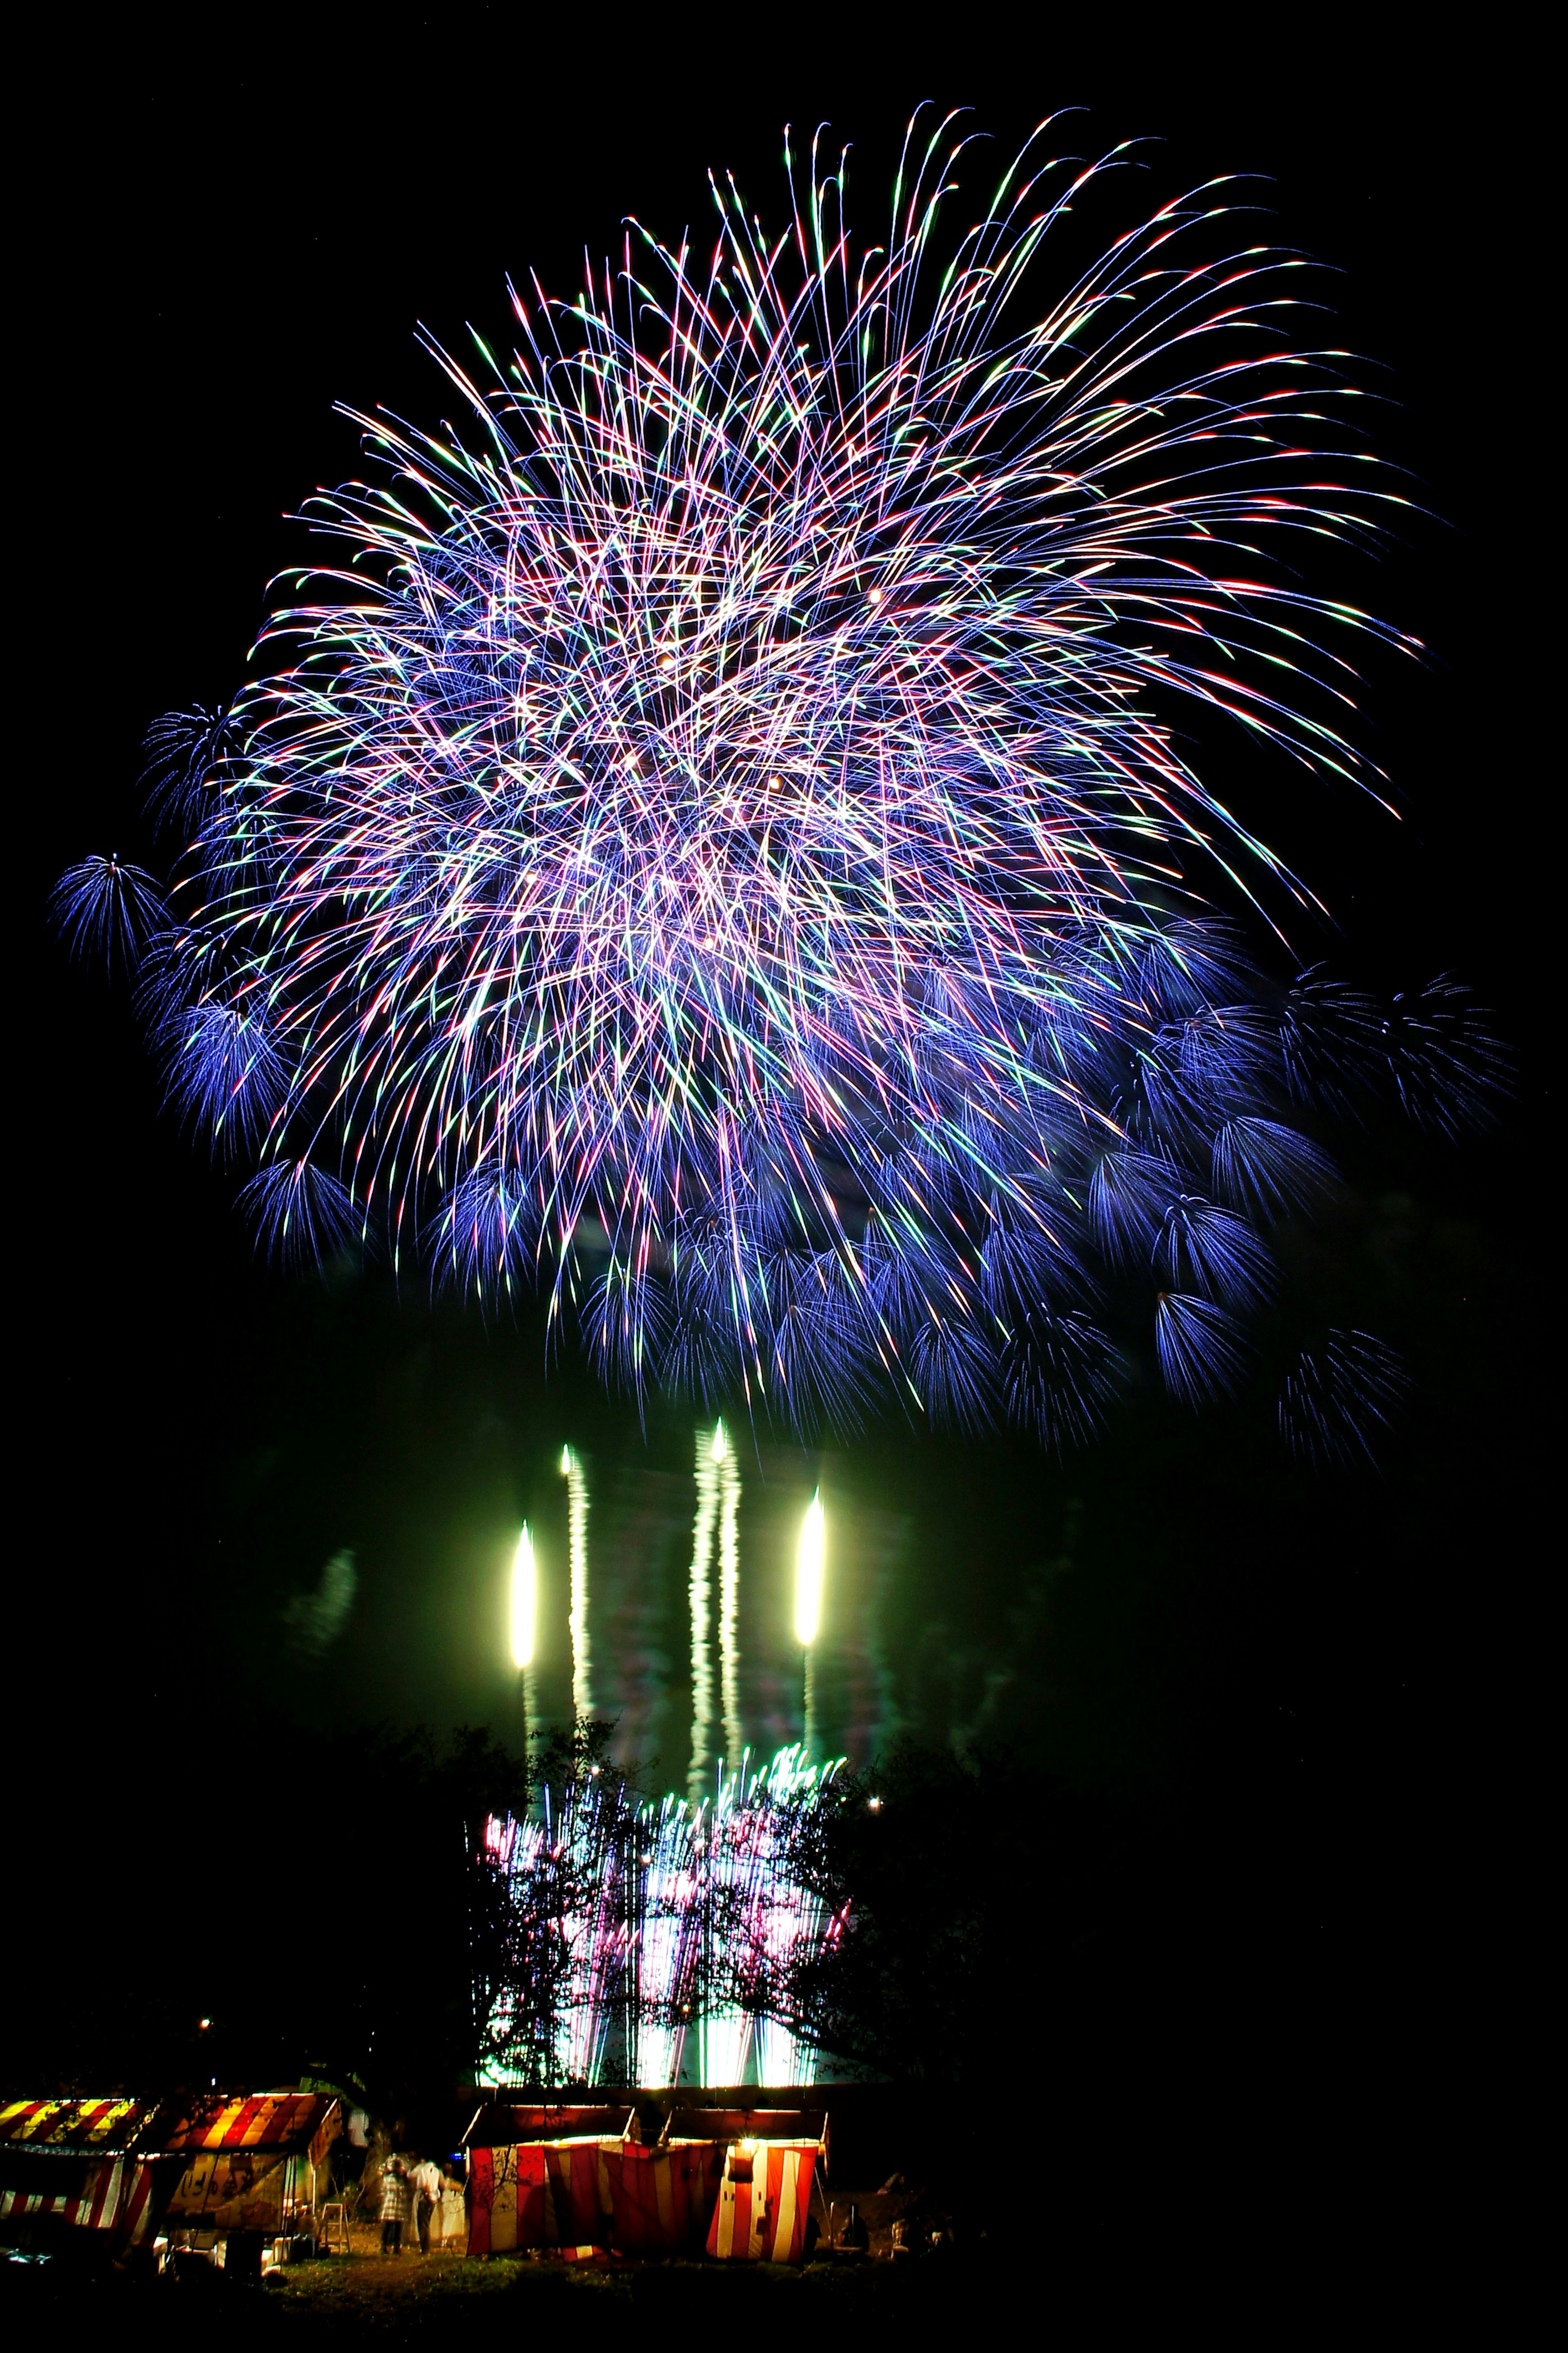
[1,2092,341,2250]
[0,2097,158,2155]
[158,2092,336,2155]
[0,2106,167,2249]
[158,2094,340,2233]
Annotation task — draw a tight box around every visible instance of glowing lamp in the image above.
[510,1523,536,1669]
[795,1490,825,1647]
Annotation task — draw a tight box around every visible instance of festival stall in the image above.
[664,2108,828,2267]
[158,2091,341,2271]
[0,2097,169,2255]
[461,2100,826,2265]
[463,2103,637,2256]
[601,2135,726,2257]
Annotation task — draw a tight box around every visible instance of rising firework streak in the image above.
[560,1447,592,1720]
[687,1426,721,1805]
[510,1525,536,1673]
[684,1421,746,1795]
[716,1423,742,1783]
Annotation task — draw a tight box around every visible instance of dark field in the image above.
[2,2240,1021,2341]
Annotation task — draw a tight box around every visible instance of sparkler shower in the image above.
[479,1746,838,2090]
[57,115,1501,1446]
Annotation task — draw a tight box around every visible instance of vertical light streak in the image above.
[750,1744,825,2089]
[717,1420,742,1775]
[634,1794,699,2088]
[510,1521,537,1760]
[796,1491,824,1758]
[701,2004,752,2090]
[795,1491,825,1646]
[687,1426,720,1806]
[700,1761,752,2091]
[481,1744,840,2094]
[510,1523,537,1669]
[552,1775,624,2088]
[560,1445,592,1722]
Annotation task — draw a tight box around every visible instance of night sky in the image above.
[11,19,1544,2117]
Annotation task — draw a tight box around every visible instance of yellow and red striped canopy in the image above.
[0,2098,156,2154]
[158,2092,333,2154]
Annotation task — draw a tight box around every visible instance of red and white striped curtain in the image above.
[705,2143,817,2266]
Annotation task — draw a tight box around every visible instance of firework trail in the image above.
[687,1427,720,1805]
[716,1425,742,1778]
[560,1447,592,1720]
[57,115,1502,1444]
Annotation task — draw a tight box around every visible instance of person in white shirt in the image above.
[410,2157,444,2255]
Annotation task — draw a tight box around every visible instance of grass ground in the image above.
[4,2229,1008,2340]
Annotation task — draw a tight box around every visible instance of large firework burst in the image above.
[57,116,1499,1444]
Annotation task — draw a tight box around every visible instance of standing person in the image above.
[340,2108,370,2188]
[379,2155,411,2255]
[410,2155,443,2256]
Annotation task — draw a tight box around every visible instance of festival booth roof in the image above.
[159,2094,341,2235]
[0,2100,169,2250]
[0,2099,159,2156]
[463,2103,637,2148]
[462,2107,637,2260]
[0,2092,339,2161]
[158,2092,338,2156]
[663,2106,829,2157]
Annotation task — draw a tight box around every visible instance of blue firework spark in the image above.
[58,117,1503,1441]
[140,702,244,837]
[1279,1329,1411,1469]
[51,853,167,971]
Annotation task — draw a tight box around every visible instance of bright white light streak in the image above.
[717,1420,742,1774]
[688,1427,720,1804]
[702,2004,752,2092]
[560,1446,592,1720]
[795,1491,825,1647]
[510,1523,537,1670]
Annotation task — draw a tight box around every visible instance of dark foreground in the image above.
[2,2245,1022,2341]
